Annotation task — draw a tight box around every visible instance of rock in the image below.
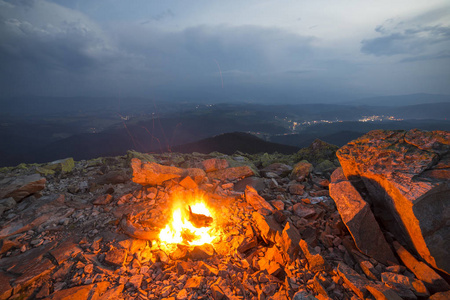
[14,258,56,292]
[118,238,147,253]
[359,260,379,281]
[185,168,206,183]
[237,236,258,254]
[0,271,13,300]
[273,210,287,223]
[0,239,21,255]
[128,274,143,288]
[44,157,75,173]
[1,194,74,240]
[292,203,316,219]
[207,166,254,181]
[294,139,339,166]
[429,291,450,300]
[291,160,313,181]
[120,216,159,240]
[253,212,283,244]
[202,158,229,172]
[292,289,318,300]
[299,239,330,273]
[315,160,336,174]
[198,261,219,276]
[385,265,406,274]
[127,150,155,162]
[190,244,214,260]
[336,262,370,299]
[312,274,330,298]
[289,183,305,195]
[211,284,226,300]
[98,284,124,300]
[184,275,204,289]
[50,237,82,265]
[131,158,183,185]
[93,194,113,205]
[330,167,346,183]
[280,222,301,262]
[366,283,403,300]
[393,241,450,293]
[337,129,450,274]
[94,170,129,185]
[179,176,198,190]
[381,272,429,298]
[261,163,293,178]
[234,177,266,193]
[44,281,110,299]
[0,197,16,215]
[52,261,72,281]
[245,186,274,212]
[104,248,127,267]
[176,289,189,300]
[329,179,398,265]
[0,174,46,202]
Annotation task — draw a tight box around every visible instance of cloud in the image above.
[361,14,450,61]
[0,1,116,70]
[140,9,175,24]
[400,51,450,63]
[0,0,125,95]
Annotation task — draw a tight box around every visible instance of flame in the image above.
[158,192,215,246]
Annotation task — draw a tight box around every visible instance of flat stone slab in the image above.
[336,262,370,299]
[0,174,46,202]
[44,281,110,300]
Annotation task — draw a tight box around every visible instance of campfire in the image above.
[158,191,216,247]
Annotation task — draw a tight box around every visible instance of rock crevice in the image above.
[335,129,450,275]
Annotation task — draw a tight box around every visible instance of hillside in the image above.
[171,132,300,155]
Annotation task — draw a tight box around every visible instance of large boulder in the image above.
[336,129,450,274]
[131,158,183,186]
[329,176,398,265]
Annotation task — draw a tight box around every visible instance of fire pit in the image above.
[158,191,216,246]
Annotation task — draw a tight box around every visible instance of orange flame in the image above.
[159,192,215,246]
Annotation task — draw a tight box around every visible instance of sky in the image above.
[0,0,449,103]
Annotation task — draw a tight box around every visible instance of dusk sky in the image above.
[1,0,449,103]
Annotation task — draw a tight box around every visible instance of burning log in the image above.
[188,205,213,228]
[120,214,159,240]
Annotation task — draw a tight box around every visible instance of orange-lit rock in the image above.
[329,178,398,265]
[290,160,313,181]
[299,239,330,273]
[0,174,46,202]
[245,185,274,213]
[207,165,254,181]
[131,158,183,185]
[393,241,449,293]
[337,129,450,274]
[201,158,229,172]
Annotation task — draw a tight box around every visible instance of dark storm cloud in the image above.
[0,1,319,98]
[1,19,103,71]
[0,0,124,95]
[361,23,450,59]
[110,23,317,90]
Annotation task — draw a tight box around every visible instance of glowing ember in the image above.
[159,193,215,246]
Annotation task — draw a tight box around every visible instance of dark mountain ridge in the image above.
[171,132,300,155]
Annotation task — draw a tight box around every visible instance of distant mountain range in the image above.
[1,94,450,167]
[350,93,450,107]
[270,119,450,148]
[171,132,300,155]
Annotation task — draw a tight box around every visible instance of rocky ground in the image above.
[0,136,449,300]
